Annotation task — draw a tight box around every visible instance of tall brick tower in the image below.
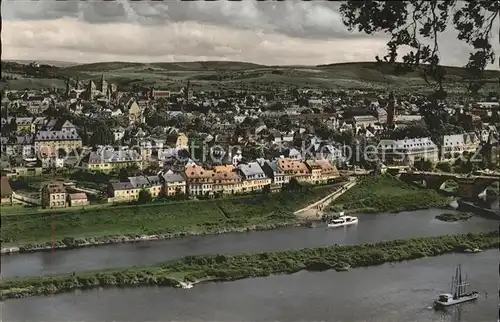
[386,92,396,128]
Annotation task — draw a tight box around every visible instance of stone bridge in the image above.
[398,171,499,200]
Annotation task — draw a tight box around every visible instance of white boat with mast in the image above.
[327,211,358,228]
[434,264,479,308]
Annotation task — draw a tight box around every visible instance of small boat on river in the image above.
[178,281,193,289]
[327,213,358,228]
[434,264,479,308]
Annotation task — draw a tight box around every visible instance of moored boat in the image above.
[327,215,358,228]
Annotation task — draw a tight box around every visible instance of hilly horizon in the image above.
[2,60,499,93]
[5,59,500,72]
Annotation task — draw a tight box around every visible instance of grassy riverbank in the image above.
[330,175,451,213]
[1,184,340,247]
[1,231,497,300]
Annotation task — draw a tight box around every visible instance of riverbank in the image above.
[1,184,340,253]
[295,179,357,220]
[1,230,497,300]
[1,222,292,254]
[330,175,451,214]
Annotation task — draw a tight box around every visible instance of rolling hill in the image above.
[2,60,499,93]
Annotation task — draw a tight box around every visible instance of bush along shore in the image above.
[1,230,498,301]
[330,175,451,213]
[435,212,473,222]
[1,184,341,253]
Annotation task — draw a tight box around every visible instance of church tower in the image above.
[65,77,71,99]
[386,92,396,129]
[185,80,190,100]
[100,74,108,94]
[87,80,96,101]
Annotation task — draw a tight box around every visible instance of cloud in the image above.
[2,18,389,65]
[1,0,498,68]
[1,0,361,39]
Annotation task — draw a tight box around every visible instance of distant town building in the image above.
[41,182,67,208]
[378,137,439,166]
[67,193,89,207]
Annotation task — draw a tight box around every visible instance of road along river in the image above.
[2,250,497,322]
[1,208,496,277]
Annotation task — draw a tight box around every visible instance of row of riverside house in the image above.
[107,157,340,203]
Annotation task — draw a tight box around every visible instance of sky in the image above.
[2,0,499,68]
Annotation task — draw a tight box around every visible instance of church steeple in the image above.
[65,77,71,99]
[386,92,396,129]
[185,80,190,100]
[87,80,96,101]
[100,73,108,94]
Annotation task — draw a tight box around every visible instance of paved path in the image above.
[294,179,357,220]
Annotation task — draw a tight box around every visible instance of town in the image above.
[2,1,500,320]
[0,63,499,209]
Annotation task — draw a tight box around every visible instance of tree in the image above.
[118,164,140,181]
[284,178,302,192]
[9,118,17,132]
[277,115,292,131]
[90,127,114,146]
[340,1,498,95]
[389,122,431,140]
[414,159,434,171]
[436,161,452,172]
[245,96,254,106]
[267,102,285,111]
[262,184,271,197]
[137,189,152,204]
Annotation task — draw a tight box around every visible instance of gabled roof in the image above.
[213,171,241,181]
[68,193,87,200]
[128,176,151,188]
[161,170,186,183]
[213,165,235,173]
[110,182,135,190]
[184,164,214,179]
[237,162,265,177]
[146,175,162,186]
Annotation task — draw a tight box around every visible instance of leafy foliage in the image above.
[138,189,152,204]
[340,0,499,95]
[414,159,435,171]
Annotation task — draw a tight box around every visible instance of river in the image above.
[2,250,497,322]
[1,208,496,278]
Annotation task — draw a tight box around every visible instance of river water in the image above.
[1,208,497,277]
[2,250,497,322]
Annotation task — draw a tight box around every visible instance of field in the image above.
[330,175,451,213]
[1,230,497,300]
[0,184,340,245]
[3,60,499,92]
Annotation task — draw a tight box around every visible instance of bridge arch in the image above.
[398,171,499,201]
